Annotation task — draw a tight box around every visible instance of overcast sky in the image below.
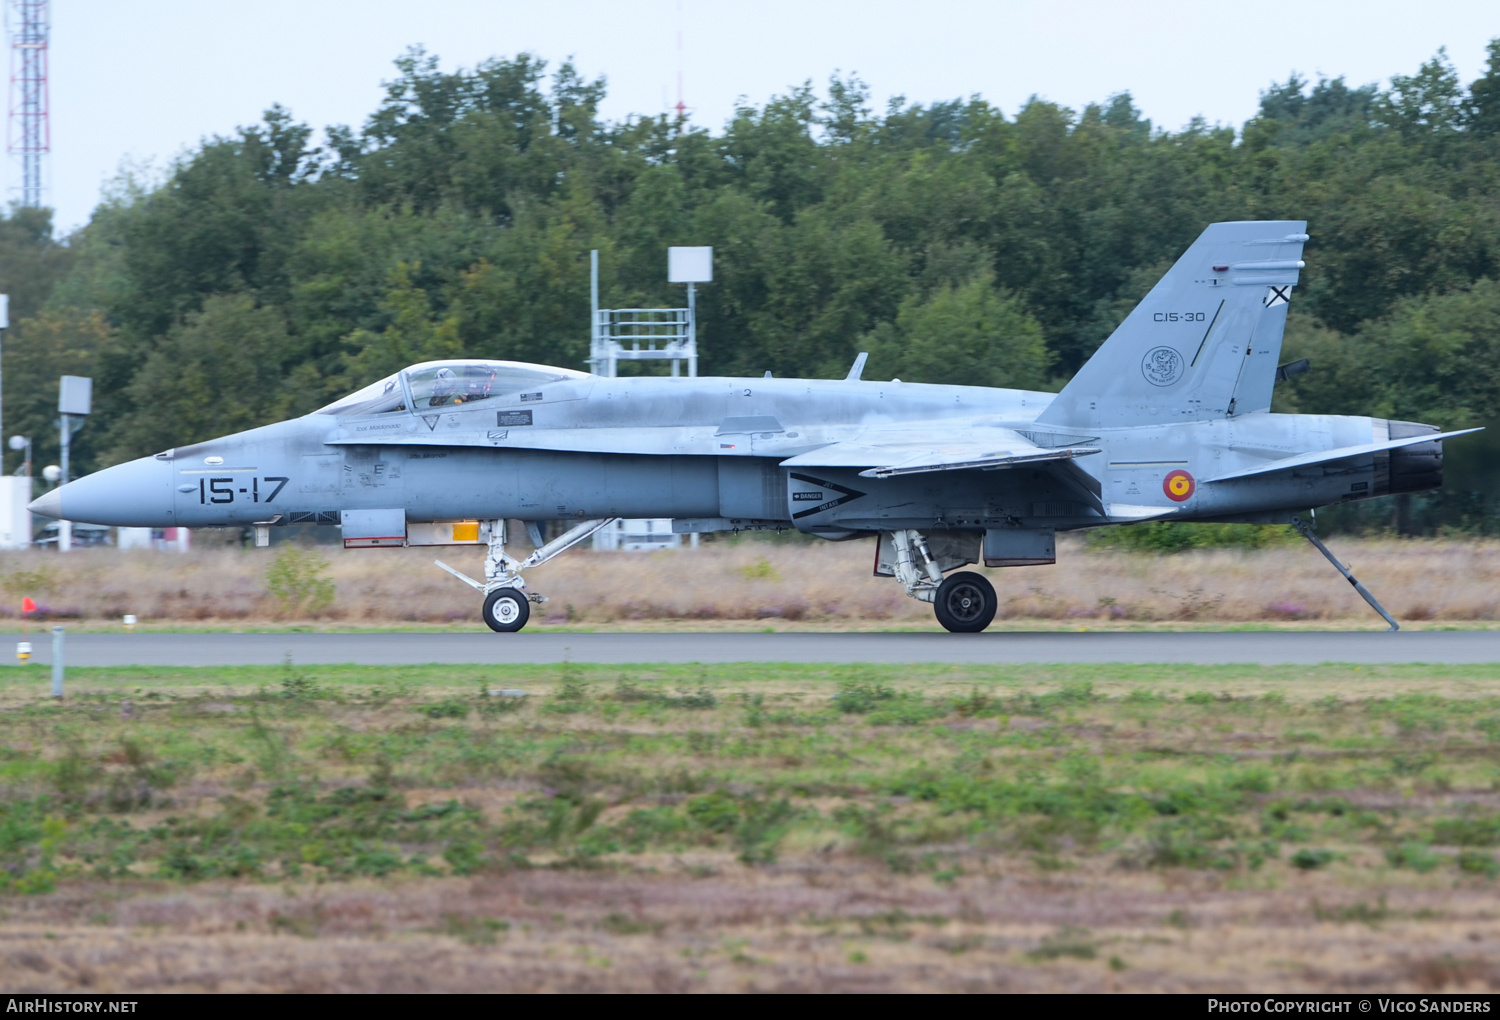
[30,0,1500,233]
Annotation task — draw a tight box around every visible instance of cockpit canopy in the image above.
[316,360,590,417]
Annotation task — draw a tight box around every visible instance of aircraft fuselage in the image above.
[43,374,1435,536]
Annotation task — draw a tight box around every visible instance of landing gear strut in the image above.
[885,529,997,633]
[436,517,616,633]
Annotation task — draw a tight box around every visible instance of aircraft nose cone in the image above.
[28,487,60,519]
[28,456,177,527]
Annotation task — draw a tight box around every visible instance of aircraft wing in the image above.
[779,429,1101,479]
[1205,428,1483,483]
[323,424,736,456]
[320,419,1103,476]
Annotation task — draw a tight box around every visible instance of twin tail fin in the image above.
[1036,220,1307,429]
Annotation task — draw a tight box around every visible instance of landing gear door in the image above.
[983,528,1055,567]
[342,508,406,548]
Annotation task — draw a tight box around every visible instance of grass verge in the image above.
[3,661,1500,991]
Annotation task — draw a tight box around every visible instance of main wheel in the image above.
[933,571,996,633]
[482,588,531,632]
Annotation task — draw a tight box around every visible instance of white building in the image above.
[590,518,680,552]
[117,527,191,552]
[0,477,30,549]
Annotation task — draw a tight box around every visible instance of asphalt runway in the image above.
[3,630,1500,667]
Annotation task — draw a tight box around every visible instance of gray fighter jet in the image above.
[30,220,1479,633]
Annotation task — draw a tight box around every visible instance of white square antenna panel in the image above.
[668,246,713,283]
[59,376,93,416]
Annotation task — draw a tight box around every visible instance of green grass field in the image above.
[3,661,1500,991]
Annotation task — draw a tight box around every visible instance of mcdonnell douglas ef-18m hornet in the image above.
[29,221,1480,633]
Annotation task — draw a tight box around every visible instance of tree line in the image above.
[4,42,1500,531]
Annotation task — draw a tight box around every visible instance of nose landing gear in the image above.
[435,517,616,633]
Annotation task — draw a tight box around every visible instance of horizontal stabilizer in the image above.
[1206,428,1483,483]
[858,447,1099,479]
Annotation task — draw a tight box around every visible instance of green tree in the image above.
[107,295,292,459]
[2,309,111,473]
[865,273,1050,390]
[1280,281,1500,428]
[1466,39,1500,137]
[341,262,463,386]
[0,205,73,324]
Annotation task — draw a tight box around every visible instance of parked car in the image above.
[34,521,113,549]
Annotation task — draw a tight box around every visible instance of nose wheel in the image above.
[434,517,616,634]
[933,571,997,633]
[482,588,531,632]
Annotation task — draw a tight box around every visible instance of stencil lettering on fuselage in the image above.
[788,473,865,520]
[298,453,341,494]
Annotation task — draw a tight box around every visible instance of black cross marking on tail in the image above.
[1265,285,1291,307]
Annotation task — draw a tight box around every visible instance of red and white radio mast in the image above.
[674,0,686,130]
[7,0,48,207]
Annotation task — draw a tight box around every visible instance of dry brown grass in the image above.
[0,534,1497,628]
[4,865,1498,993]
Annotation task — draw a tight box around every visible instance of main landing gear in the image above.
[436,517,616,633]
[884,529,998,633]
[933,572,998,633]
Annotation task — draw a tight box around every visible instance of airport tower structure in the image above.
[7,0,47,207]
[0,0,46,548]
[588,247,712,550]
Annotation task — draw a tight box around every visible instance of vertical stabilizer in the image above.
[1036,221,1307,429]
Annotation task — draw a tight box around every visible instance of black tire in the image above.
[933,571,996,633]
[482,588,531,632]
